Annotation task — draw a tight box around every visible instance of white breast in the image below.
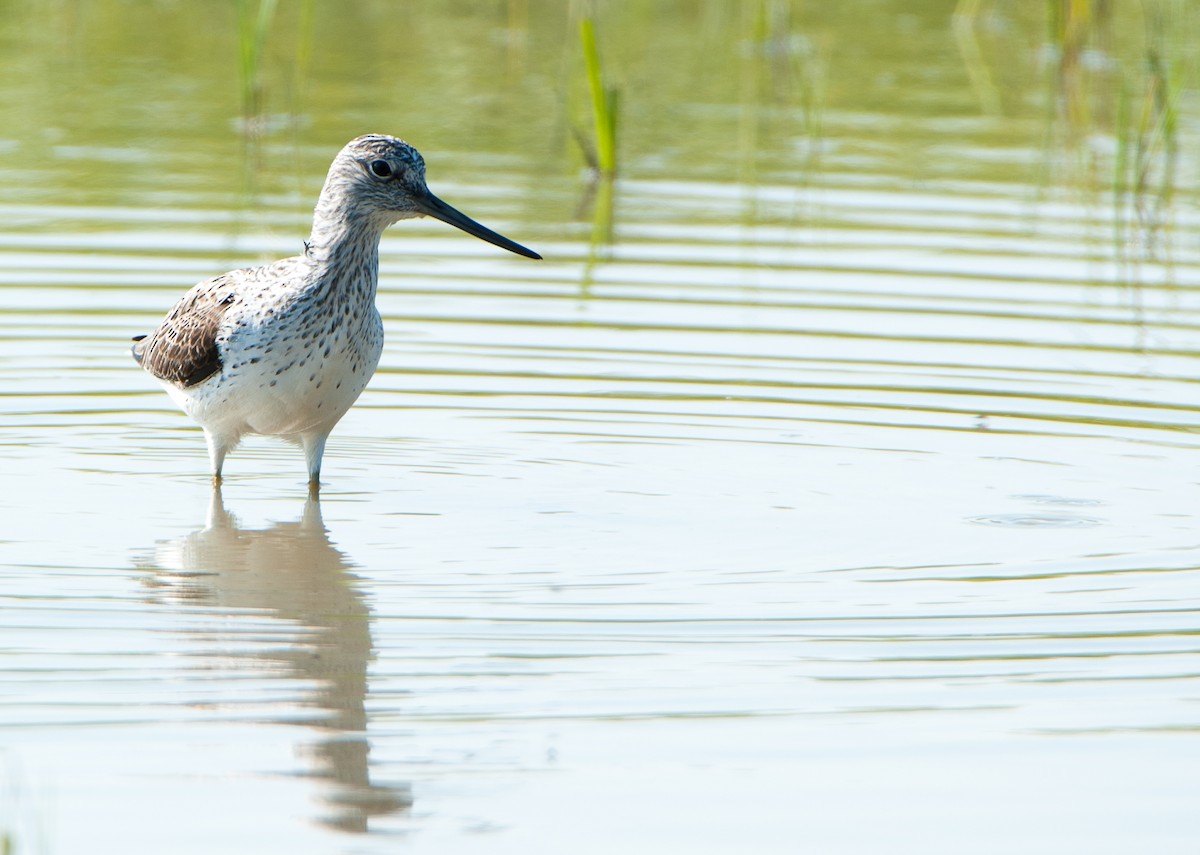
[171,299,385,443]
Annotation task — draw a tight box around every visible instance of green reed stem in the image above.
[580,17,617,176]
[236,0,278,117]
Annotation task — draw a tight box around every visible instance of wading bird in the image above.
[132,134,541,488]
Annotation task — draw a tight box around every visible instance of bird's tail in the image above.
[131,334,147,365]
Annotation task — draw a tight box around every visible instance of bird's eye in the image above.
[369,159,393,179]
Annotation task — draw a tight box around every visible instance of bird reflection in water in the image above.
[138,486,410,833]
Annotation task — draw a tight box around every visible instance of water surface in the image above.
[3,2,1200,853]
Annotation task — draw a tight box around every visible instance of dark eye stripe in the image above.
[369,159,393,178]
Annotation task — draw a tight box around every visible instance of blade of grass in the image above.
[236,0,279,119]
[580,17,616,176]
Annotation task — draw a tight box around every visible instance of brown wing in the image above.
[133,276,240,387]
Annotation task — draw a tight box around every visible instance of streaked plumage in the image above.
[133,134,540,487]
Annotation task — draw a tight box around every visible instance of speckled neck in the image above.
[306,191,388,264]
[304,181,390,301]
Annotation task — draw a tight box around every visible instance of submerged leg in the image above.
[301,431,330,488]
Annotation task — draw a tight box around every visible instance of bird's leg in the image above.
[301,432,329,489]
[204,430,231,483]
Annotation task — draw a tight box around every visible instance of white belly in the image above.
[168,309,384,442]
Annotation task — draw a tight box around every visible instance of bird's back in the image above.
[133,272,245,387]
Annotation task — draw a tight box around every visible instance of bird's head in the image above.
[320,134,541,260]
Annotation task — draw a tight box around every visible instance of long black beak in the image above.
[414,191,542,260]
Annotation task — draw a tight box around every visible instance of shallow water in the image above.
[3,2,1200,853]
